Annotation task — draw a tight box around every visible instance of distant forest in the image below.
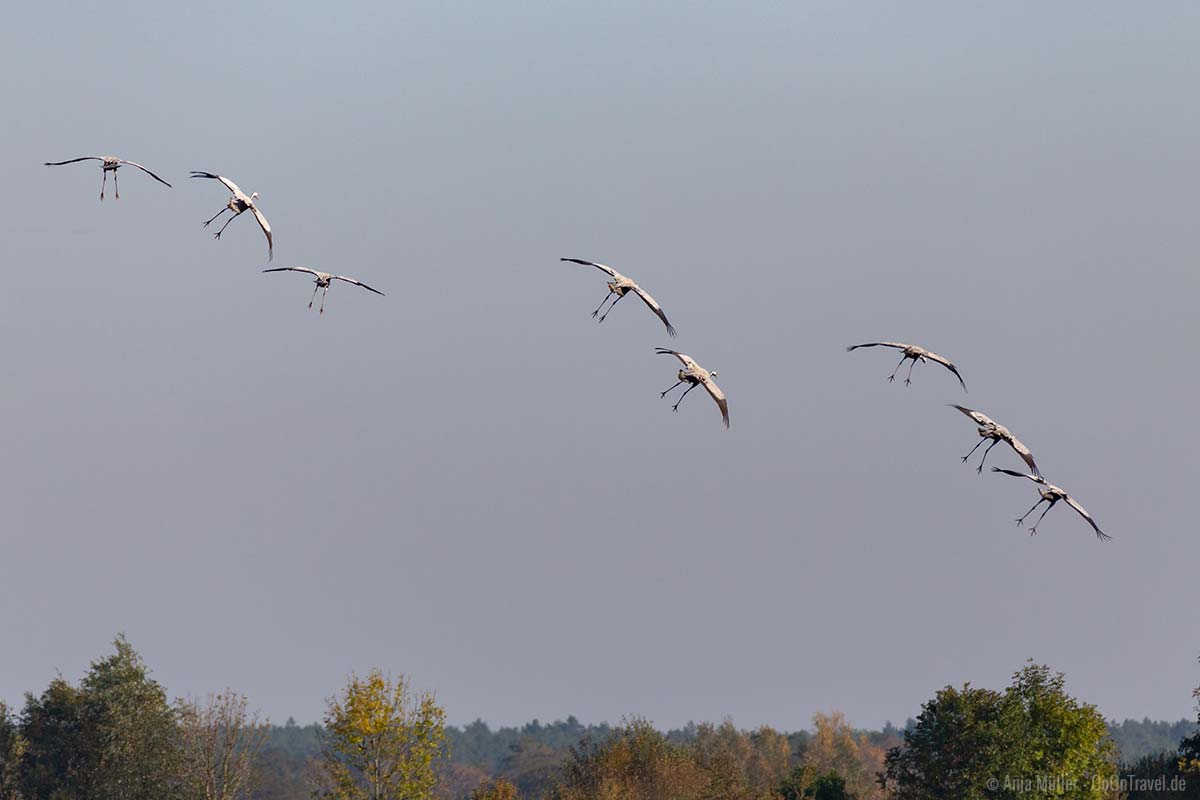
[252,713,1198,799]
[265,712,1198,764]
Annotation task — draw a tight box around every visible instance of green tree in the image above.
[18,677,90,800]
[79,634,180,800]
[1123,752,1200,800]
[806,771,857,800]
[879,663,1116,800]
[19,636,178,800]
[778,764,818,800]
[0,702,26,800]
[313,669,448,800]
[779,765,858,800]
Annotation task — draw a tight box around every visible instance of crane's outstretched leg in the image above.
[660,380,684,398]
[888,355,907,382]
[319,287,329,315]
[100,170,107,201]
[213,211,241,239]
[203,207,230,227]
[976,439,1000,473]
[1027,501,1055,535]
[960,438,986,463]
[671,382,699,412]
[597,293,624,323]
[591,291,614,318]
[904,359,917,386]
[113,170,119,200]
[308,283,320,309]
[1015,498,1045,526]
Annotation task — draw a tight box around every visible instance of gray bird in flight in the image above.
[44,156,171,200]
[951,405,1040,477]
[991,468,1110,541]
[846,341,966,391]
[561,258,676,336]
[656,348,728,428]
[263,266,384,315]
[191,171,273,260]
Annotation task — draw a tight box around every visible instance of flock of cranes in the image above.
[43,152,1107,541]
[43,156,382,312]
[845,344,1107,541]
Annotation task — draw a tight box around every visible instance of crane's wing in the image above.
[333,275,385,296]
[117,159,172,188]
[263,266,322,278]
[845,342,909,352]
[190,171,243,196]
[250,206,273,260]
[561,257,618,278]
[990,467,1046,486]
[655,348,700,371]
[1063,495,1110,541]
[1006,435,1040,478]
[701,374,730,429]
[950,404,994,427]
[923,350,967,392]
[44,157,103,166]
[630,284,676,336]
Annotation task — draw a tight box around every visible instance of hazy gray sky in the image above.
[3,2,1198,731]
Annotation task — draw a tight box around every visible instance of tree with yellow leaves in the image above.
[802,712,884,799]
[312,669,447,800]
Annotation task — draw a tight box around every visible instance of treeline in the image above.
[1109,719,1200,763]
[247,710,1196,792]
[2,637,1198,799]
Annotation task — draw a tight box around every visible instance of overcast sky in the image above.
[2,1,1198,731]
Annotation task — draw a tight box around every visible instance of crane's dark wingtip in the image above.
[665,325,678,337]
